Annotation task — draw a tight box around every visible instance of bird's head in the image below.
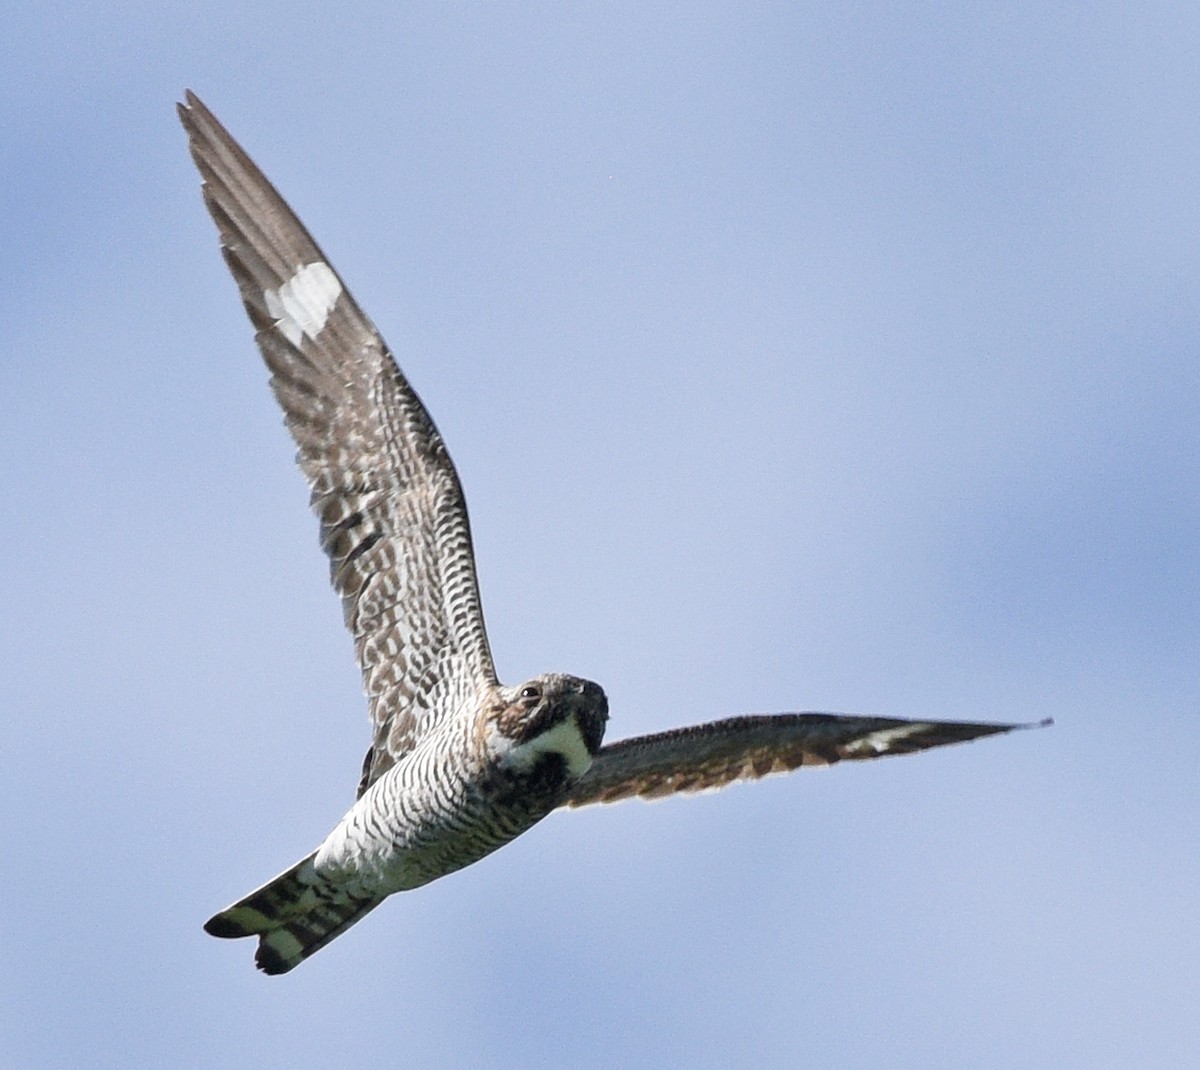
[486,673,608,780]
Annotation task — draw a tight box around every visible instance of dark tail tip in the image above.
[255,941,294,975]
[204,912,249,939]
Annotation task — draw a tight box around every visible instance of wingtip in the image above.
[971,716,1053,734]
[969,715,1052,738]
[177,90,212,130]
[176,91,198,132]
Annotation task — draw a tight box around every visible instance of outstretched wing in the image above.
[179,92,496,794]
[562,713,1050,807]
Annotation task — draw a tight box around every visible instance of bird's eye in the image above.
[520,684,541,701]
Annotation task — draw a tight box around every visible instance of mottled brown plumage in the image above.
[181,91,1047,975]
[563,714,1049,806]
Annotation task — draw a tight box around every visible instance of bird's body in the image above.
[206,674,605,973]
[179,92,1046,975]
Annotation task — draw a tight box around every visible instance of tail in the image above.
[204,852,382,974]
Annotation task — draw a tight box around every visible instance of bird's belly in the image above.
[312,759,563,896]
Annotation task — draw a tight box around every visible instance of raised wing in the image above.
[562,713,1050,807]
[178,92,497,794]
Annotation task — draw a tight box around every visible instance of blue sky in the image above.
[3,3,1198,1067]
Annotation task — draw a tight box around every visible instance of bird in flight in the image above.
[179,92,1046,975]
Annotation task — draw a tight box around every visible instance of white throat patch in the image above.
[500,714,593,779]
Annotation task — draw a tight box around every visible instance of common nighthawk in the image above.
[179,92,1046,975]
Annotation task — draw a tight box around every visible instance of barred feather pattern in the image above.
[563,714,1047,807]
[203,854,383,975]
[328,711,579,882]
[182,92,1048,977]
[178,92,495,795]
[206,714,573,974]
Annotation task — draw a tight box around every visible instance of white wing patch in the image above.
[264,261,342,346]
[842,723,926,756]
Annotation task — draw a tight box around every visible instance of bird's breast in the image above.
[313,731,564,895]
